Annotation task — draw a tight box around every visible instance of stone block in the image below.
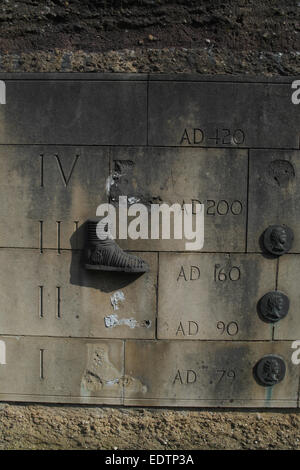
[148,80,299,149]
[124,340,299,407]
[109,147,248,252]
[0,146,109,249]
[0,79,147,145]
[0,337,124,404]
[158,253,277,340]
[0,250,157,339]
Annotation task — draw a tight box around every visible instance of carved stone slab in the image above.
[124,341,299,407]
[0,337,297,407]
[109,147,248,252]
[148,79,299,149]
[0,250,157,339]
[0,145,109,249]
[0,77,147,145]
[0,337,124,404]
[157,253,277,340]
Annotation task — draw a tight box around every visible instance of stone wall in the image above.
[0,0,299,450]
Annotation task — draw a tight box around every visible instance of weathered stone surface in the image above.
[158,253,277,340]
[0,250,157,339]
[148,80,300,149]
[109,146,248,252]
[274,255,300,340]
[0,337,124,404]
[248,150,300,253]
[0,78,147,145]
[124,341,299,407]
[0,146,108,249]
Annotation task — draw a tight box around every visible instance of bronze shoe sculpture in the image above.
[84,218,149,273]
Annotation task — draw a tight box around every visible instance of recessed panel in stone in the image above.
[248,150,300,253]
[124,341,299,407]
[0,250,156,339]
[109,147,248,252]
[148,80,299,149]
[0,146,108,249]
[158,253,276,340]
[0,79,147,145]
[0,337,124,404]
[274,255,300,340]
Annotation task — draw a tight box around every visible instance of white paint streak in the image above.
[106,378,120,385]
[104,314,151,329]
[0,81,5,104]
[128,196,141,205]
[291,340,300,365]
[105,314,137,329]
[110,291,125,310]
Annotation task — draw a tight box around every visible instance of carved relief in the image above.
[263,225,294,255]
[84,218,149,273]
[254,355,286,386]
[258,291,289,323]
[266,160,295,188]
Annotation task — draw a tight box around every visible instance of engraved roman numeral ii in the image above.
[38,286,62,319]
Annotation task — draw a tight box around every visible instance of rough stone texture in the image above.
[0,1,297,53]
[0,0,298,74]
[0,404,300,450]
[0,48,299,74]
[0,0,300,451]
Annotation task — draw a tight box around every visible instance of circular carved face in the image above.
[258,291,289,323]
[267,160,295,188]
[267,293,283,316]
[254,355,286,387]
[263,225,293,256]
[263,359,280,383]
[269,227,288,253]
